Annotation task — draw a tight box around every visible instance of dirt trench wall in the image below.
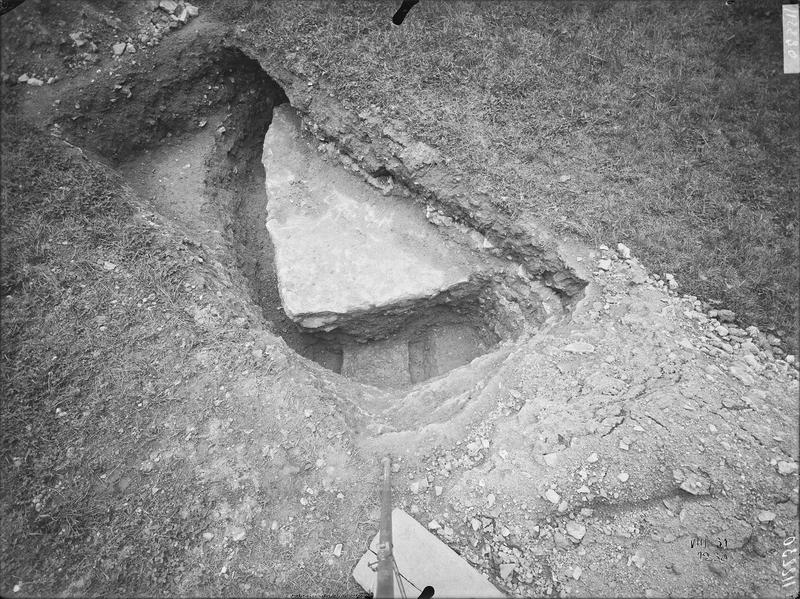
[49,31,287,170]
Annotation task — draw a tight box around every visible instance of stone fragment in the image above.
[333,543,343,557]
[545,489,561,504]
[716,309,736,322]
[617,472,630,482]
[112,42,127,56]
[553,531,570,549]
[563,342,595,354]
[26,77,43,86]
[542,453,559,467]
[629,553,645,568]
[435,485,443,496]
[573,566,583,580]
[499,563,515,580]
[159,0,178,12]
[566,521,586,542]
[757,510,776,523]
[616,243,631,259]
[597,259,612,271]
[587,452,599,463]
[427,520,441,530]
[17,74,28,83]
[777,461,798,475]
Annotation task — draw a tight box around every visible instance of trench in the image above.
[51,38,584,391]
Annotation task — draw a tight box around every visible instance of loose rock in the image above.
[716,309,736,322]
[597,259,612,271]
[545,489,561,504]
[563,342,595,354]
[566,521,586,542]
[499,563,515,580]
[757,510,775,523]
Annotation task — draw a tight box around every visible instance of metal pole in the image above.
[375,456,394,599]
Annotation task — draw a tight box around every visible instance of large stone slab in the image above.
[262,105,480,334]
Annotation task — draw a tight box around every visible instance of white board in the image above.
[352,508,505,598]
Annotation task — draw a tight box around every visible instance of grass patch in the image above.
[0,112,214,596]
[222,0,799,349]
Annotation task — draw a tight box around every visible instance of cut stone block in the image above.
[262,105,481,336]
[426,324,488,377]
[342,338,411,388]
[353,508,504,598]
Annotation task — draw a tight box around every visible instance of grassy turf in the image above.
[0,114,210,595]
[221,0,799,349]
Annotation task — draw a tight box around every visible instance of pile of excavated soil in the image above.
[1,2,798,598]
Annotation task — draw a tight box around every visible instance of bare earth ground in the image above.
[1,1,799,598]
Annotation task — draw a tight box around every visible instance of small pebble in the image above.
[757,510,776,523]
[618,472,630,482]
[587,452,599,463]
[545,489,561,504]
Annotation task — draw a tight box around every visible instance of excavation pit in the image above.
[42,36,580,390]
[256,104,567,389]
